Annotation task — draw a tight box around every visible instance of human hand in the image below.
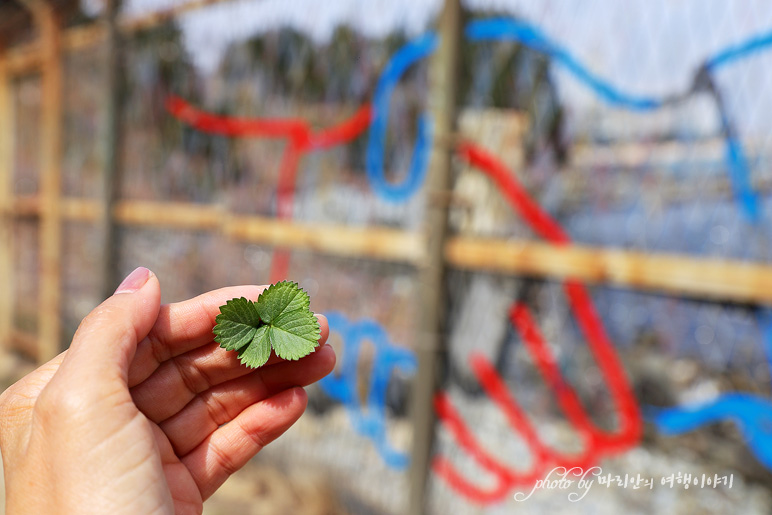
[0,267,334,514]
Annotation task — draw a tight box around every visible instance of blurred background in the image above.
[2,0,772,513]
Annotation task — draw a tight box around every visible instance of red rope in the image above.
[430,141,642,503]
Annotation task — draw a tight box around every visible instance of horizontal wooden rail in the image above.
[8,196,772,305]
[445,238,772,305]
[14,197,428,263]
[10,329,39,362]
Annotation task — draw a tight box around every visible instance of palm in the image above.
[123,285,333,510]
[153,429,205,513]
[0,283,332,515]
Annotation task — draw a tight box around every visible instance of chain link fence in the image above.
[3,0,772,513]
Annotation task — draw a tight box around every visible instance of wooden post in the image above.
[0,51,14,351]
[99,0,124,299]
[408,0,461,513]
[27,1,63,362]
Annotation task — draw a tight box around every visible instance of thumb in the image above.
[57,267,161,385]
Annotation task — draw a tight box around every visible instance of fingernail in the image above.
[115,267,152,294]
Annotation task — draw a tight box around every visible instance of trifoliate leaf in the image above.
[212,282,321,369]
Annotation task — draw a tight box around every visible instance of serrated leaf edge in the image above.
[212,282,320,369]
[256,281,310,324]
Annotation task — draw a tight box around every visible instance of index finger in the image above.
[128,285,266,387]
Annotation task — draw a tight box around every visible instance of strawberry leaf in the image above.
[212,297,260,351]
[256,281,321,361]
[236,325,271,368]
[212,282,321,369]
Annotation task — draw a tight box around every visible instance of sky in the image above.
[93,0,772,137]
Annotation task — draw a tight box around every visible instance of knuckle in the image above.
[75,303,137,344]
[33,383,90,424]
[204,392,234,426]
[173,355,210,394]
[241,420,268,451]
[145,330,169,366]
[211,442,240,477]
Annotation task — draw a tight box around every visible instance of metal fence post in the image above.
[99,0,124,299]
[408,0,461,513]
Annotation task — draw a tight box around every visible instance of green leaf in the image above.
[236,325,271,368]
[212,297,260,351]
[256,281,321,361]
[255,281,310,324]
[212,282,321,369]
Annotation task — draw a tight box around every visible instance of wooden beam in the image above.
[0,53,14,351]
[226,214,425,264]
[34,197,428,263]
[570,137,726,170]
[113,199,222,229]
[112,199,427,263]
[5,41,42,76]
[11,195,42,217]
[34,2,63,362]
[445,237,772,305]
[5,0,236,75]
[9,196,772,305]
[10,329,39,362]
[5,24,107,75]
[121,0,236,32]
